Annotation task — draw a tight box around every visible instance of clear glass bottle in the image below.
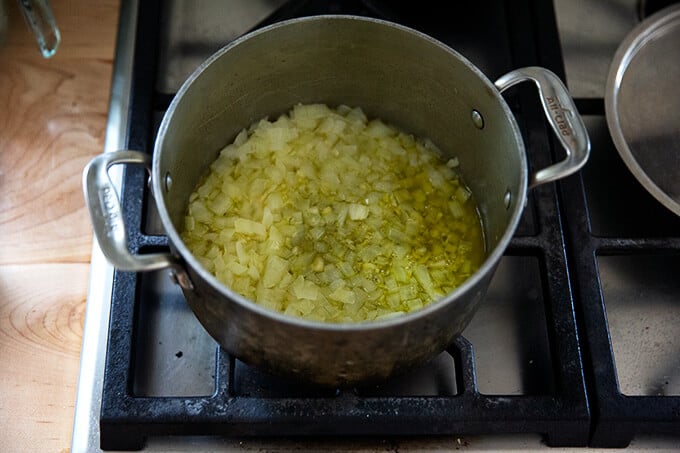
[17,0,60,58]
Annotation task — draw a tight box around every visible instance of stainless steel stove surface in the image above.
[72,1,680,451]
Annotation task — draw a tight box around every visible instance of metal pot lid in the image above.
[605,4,680,216]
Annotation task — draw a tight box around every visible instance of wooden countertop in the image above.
[0,1,119,451]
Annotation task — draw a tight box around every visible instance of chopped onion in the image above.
[348,204,369,220]
[182,103,485,323]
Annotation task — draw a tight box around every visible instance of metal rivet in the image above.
[504,189,512,209]
[471,110,484,129]
[164,172,173,192]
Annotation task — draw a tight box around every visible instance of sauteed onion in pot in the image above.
[181,103,485,323]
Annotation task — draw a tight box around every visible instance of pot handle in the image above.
[83,151,193,288]
[495,67,590,188]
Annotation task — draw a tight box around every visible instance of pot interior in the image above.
[154,16,526,281]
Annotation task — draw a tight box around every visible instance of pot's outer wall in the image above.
[153,16,527,386]
[182,254,494,386]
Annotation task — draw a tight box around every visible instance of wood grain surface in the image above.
[0,1,119,451]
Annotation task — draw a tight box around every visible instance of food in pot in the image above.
[181,103,485,323]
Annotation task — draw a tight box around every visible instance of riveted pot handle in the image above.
[495,67,591,188]
[83,151,193,288]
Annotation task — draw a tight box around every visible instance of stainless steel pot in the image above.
[84,16,589,386]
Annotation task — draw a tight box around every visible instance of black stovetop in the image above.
[97,1,680,450]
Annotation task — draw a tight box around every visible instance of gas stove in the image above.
[72,1,680,451]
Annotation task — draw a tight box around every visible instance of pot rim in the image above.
[152,14,528,332]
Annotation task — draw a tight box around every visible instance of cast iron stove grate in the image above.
[551,0,680,445]
[98,0,598,450]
